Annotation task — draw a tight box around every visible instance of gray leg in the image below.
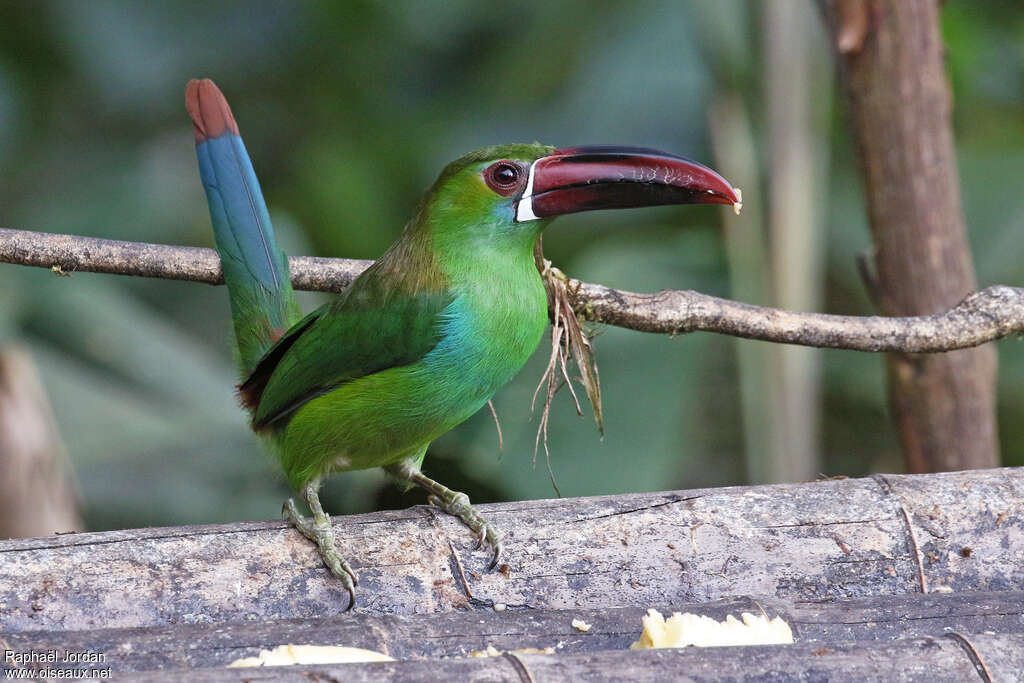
[384,460,504,569]
[282,475,358,610]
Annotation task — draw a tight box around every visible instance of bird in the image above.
[185,78,740,610]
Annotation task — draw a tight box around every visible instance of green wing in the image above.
[244,272,454,430]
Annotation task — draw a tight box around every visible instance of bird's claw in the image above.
[319,546,358,611]
[429,491,504,570]
[476,525,503,569]
[282,497,358,611]
[487,537,504,571]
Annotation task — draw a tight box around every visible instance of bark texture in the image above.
[2,592,1021,673]
[32,635,1024,682]
[821,0,999,471]
[1,468,1020,634]
[0,468,1021,680]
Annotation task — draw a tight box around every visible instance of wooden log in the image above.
[92,635,1024,682]
[1,591,1021,675]
[0,468,1020,634]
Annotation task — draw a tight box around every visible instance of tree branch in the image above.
[2,227,1022,353]
[819,0,998,471]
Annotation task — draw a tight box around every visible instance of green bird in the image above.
[185,79,740,609]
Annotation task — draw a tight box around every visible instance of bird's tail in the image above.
[186,79,302,378]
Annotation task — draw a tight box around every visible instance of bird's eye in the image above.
[494,164,518,185]
[483,160,526,196]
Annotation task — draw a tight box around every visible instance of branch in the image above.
[2,227,1023,353]
[571,278,1024,352]
[819,0,999,471]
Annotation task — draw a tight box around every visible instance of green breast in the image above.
[423,271,547,402]
[277,263,547,488]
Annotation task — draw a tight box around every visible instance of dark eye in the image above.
[495,164,518,184]
[484,160,525,196]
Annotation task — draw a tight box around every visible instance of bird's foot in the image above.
[282,492,358,610]
[383,461,504,569]
[428,490,504,569]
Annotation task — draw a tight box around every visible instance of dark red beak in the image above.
[516,145,741,222]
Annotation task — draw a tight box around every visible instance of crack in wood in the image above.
[790,609,1024,627]
[566,496,701,524]
[0,527,281,553]
[746,518,889,529]
[0,519,405,555]
[469,598,533,610]
[527,569,619,580]
[828,557,899,566]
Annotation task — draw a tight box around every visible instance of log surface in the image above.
[1,468,1021,635]
[1,591,1022,674]
[107,635,1024,682]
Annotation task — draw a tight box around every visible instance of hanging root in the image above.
[531,245,604,495]
[487,399,504,453]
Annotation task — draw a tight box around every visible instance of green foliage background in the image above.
[0,1,1020,531]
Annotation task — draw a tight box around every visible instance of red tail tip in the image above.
[185,79,240,143]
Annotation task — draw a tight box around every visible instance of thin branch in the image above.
[2,227,1023,353]
[0,227,369,293]
[571,280,1024,352]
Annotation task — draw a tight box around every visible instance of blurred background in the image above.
[0,0,1021,534]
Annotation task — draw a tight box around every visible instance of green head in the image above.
[419,143,556,252]
[419,143,740,248]
[396,143,743,290]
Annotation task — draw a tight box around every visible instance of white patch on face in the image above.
[515,160,539,222]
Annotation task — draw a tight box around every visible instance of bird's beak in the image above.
[516,145,741,222]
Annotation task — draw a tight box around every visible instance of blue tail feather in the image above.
[192,96,301,377]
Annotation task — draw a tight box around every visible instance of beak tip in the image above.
[733,187,743,216]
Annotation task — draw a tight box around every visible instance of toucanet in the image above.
[185,79,740,609]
